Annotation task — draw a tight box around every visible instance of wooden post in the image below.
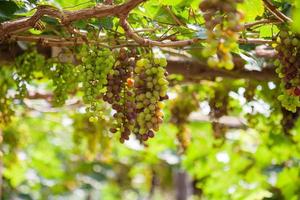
[174,170,192,200]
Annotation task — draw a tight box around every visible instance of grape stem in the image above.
[243,18,282,29]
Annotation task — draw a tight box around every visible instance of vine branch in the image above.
[0,0,275,48]
[0,0,146,40]
[7,33,273,48]
[119,15,273,47]
[0,44,278,81]
[243,18,281,29]
[119,15,200,47]
[262,0,292,23]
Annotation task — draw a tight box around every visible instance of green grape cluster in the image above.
[199,0,244,70]
[170,87,199,125]
[45,61,80,106]
[133,54,169,142]
[0,68,14,125]
[208,87,229,138]
[14,51,45,98]
[275,29,300,112]
[209,89,229,119]
[170,86,199,151]
[78,45,115,121]
[72,112,112,160]
[278,91,300,113]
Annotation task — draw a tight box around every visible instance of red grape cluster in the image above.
[103,48,137,143]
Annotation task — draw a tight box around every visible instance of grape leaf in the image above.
[238,0,265,22]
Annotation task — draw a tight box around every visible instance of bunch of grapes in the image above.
[103,48,137,143]
[275,29,300,112]
[133,54,169,142]
[170,87,199,125]
[209,92,228,119]
[199,0,244,70]
[212,122,227,139]
[0,68,14,125]
[14,51,45,98]
[209,88,229,138]
[170,87,199,151]
[103,49,169,143]
[72,112,112,160]
[0,96,13,125]
[45,61,80,106]
[281,107,300,135]
[78,45,115,121]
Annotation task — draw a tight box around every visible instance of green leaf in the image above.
[55,0,95,10]
[98,17,113,30]
[0,1,20,22]
[292,2,300,33]
[157,0,184,6]
[259,24,279,38]
[133,3,176,24]
[238,0,264,22]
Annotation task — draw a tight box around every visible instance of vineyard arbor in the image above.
[0,0,300,199]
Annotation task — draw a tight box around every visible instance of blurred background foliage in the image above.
[2,77,300,199]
